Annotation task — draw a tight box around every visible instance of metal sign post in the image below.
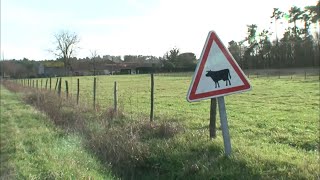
[217,96,231,156]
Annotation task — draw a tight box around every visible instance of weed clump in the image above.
[138,121,184,140]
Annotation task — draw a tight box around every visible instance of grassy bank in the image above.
[0,86,115,179]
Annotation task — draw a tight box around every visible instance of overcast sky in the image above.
[1,0,317,60]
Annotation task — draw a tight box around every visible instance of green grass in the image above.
[15,74,320,179]
[0,86,115,179]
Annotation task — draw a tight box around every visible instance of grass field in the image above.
[11,74,320,179]
[0,86,115,179]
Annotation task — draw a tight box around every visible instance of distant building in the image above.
[118,62,154,74]
[38,63,65,77]
[38,60,155,76]
[38,64,45,75]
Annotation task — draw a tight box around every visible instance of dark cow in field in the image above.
[205,69,231,88]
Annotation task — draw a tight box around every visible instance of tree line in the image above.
[228,1,319,69]
[0,51,197,78]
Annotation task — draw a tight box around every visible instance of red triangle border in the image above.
[188,31,251,101]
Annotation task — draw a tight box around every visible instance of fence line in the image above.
[9,71,319,123]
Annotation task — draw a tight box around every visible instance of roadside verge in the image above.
[0,86,115,179]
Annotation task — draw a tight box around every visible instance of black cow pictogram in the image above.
[205,69,231,88]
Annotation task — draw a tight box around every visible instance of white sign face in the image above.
[187,31,251,102]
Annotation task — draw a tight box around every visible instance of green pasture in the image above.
[16,74,319,179]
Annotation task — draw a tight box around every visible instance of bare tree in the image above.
[52,30,80,76]
[90,50,98,76]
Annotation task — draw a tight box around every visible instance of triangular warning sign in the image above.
[187,31,251,102]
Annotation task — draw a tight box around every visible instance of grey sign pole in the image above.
[217,96,231,156]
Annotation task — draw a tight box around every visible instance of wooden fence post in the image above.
[58,78,62,97]
[65,80,69,99]
[40,79,43,89]
[114,81,117,113]
[36,80,39,105]
[45,79,48,89]
[304,71,307,80]
[77,78,80,105]
[93,77,96,109]
[210,98,217,139]
[55,78,58,91]
[150,73,154,122]
[49,77,52,90]
[33,80,35,88]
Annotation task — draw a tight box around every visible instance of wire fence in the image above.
[10,69,320,123]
